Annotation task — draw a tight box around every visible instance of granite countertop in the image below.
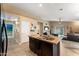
[29,34,60,45]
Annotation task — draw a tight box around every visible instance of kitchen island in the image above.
[29,34,60,56]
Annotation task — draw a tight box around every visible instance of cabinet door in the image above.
[41,42,53,56]
[35,40,41,56]
[29,37,41,55]
[29,37,35,52]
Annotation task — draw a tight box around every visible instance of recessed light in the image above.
[39,4,42,7]
[59,8,63,11]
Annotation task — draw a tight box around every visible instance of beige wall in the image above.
[69,21,79,33]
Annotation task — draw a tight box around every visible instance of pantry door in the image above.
[20,21,30,43]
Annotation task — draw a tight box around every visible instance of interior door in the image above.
[20,21,30,43]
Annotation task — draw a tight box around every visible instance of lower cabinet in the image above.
[29,37,60,56]
[41,42,53,56]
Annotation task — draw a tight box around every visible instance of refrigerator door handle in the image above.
[0,20,8,56]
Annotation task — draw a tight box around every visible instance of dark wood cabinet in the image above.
[29,37,41,54]
[41,42,53,56]
[29,37,60,56]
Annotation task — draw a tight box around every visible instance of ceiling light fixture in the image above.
[58,8,63,24]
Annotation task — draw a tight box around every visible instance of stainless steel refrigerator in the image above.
[0,19,8,56]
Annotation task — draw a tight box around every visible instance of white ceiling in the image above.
[8,3,79,21]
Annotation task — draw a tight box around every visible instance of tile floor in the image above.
[7,40,79,56]
[61,40,79,56]
[7,42,37,56]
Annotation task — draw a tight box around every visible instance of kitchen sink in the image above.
[41,35,54,40]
